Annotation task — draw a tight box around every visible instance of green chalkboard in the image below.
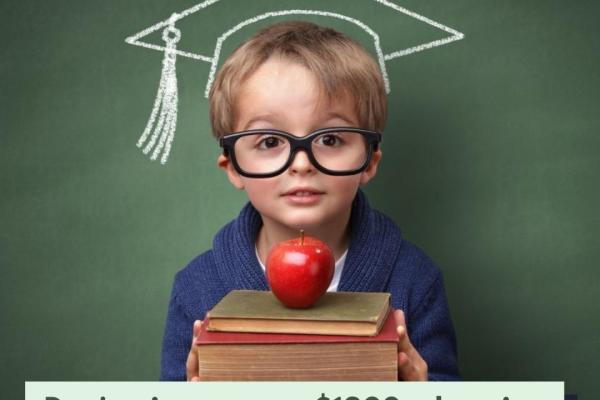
[2,0,599,398]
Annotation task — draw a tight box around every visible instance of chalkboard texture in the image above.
[1,1,598,399]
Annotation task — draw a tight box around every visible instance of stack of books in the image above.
[196,290,398,381]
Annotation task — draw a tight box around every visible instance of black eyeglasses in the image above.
[219,127,382,178]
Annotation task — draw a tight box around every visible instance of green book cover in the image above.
[209,290,390,323]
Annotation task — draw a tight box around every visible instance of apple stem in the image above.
[300,229,304,245]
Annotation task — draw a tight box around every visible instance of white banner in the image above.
[26,381,564,400]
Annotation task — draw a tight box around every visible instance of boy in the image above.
[160,21,460,381]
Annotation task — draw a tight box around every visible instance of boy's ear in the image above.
[359,149,382,185]
[217,154,245,190]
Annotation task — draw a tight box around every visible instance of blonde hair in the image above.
[209,20,387,139]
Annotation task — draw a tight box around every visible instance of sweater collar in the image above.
[212,189,403,293]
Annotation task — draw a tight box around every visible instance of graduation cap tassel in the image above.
[136,16,181,164]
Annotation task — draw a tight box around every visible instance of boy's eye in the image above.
[315,133,343,147]
[256,135,285,149]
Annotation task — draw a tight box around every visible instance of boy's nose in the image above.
[288,149,315,175]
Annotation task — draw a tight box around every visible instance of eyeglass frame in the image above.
[219,127,382,178]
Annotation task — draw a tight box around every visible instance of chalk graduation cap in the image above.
[125,0,464,164]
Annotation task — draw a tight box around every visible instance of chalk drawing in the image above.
[135,14,180,164]
[125,0,465,163]
[205,10,390,99]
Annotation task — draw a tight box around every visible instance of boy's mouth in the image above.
[282,188,325,204]
[282,187,324,197]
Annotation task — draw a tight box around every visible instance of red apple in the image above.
[266,231,335,308]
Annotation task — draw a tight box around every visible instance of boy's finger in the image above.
[186,320,203,381]
[394,310,414,351]
[398,351,419,381]
[396,324,413,354]
[394,310,428,381]
[396,337,428,381]
[398,351,409,367]
[193,319,203,338]
[186,345,199,380]
[394,309,406,328]
[394,310,408,348]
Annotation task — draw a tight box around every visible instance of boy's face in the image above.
[218,56,382,234]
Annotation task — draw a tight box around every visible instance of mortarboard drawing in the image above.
[125,0,465,164]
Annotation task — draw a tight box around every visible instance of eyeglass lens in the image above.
[233,131,369,175]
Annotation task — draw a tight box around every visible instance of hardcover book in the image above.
[197,311,399,381]
[206,290,391,336]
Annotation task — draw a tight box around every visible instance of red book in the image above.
[195,311,399,381]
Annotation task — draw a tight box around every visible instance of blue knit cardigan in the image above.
[160,190,460,380]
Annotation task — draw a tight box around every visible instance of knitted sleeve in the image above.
[159,250,229,381]
[159,277,193,381]
[409,270,461,381]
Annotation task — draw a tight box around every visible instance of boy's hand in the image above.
[395,310,428,381]
[185,320,203,382]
